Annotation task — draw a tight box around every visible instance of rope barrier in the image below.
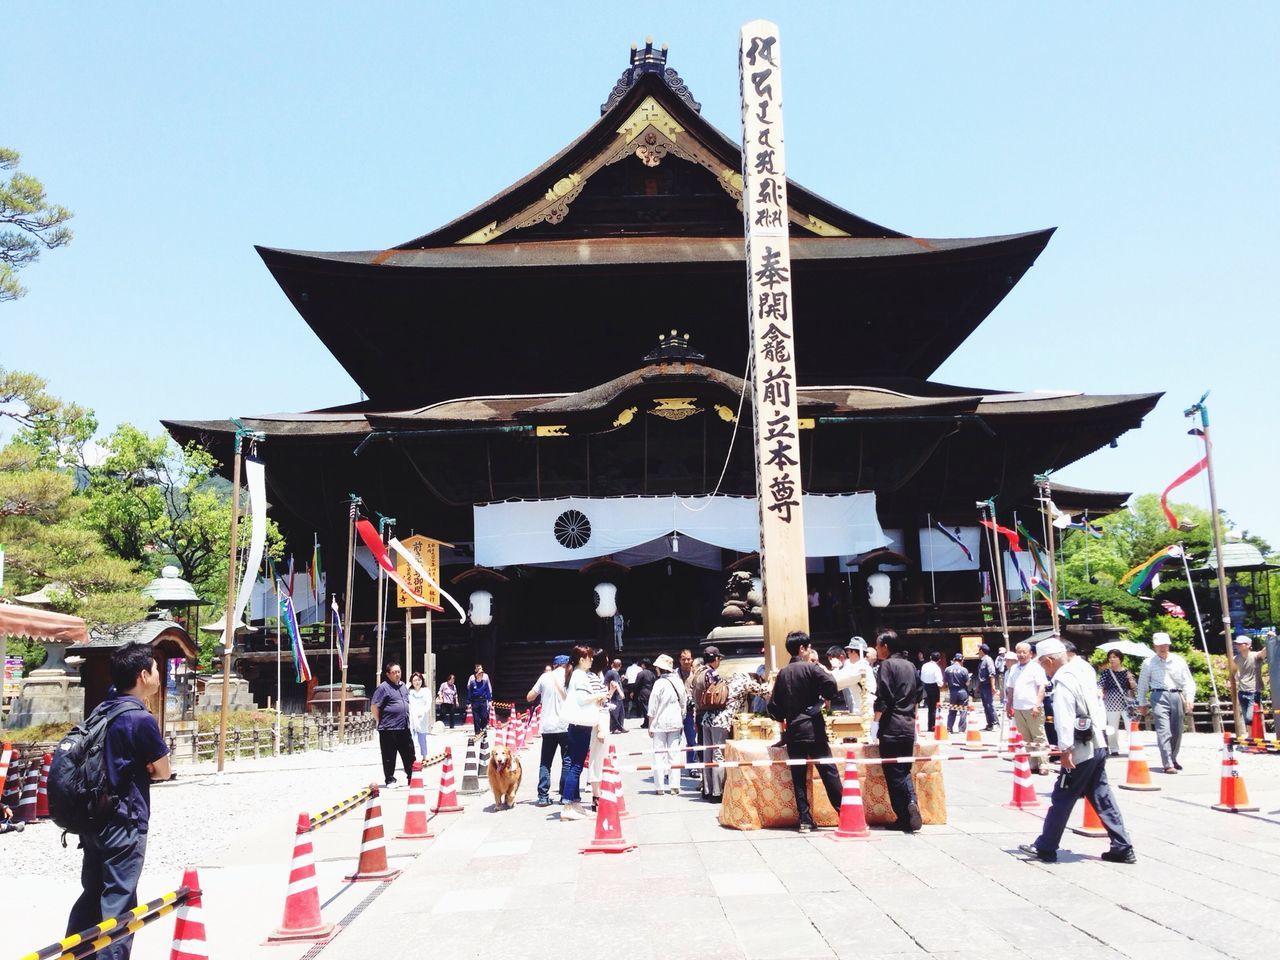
[612,747,1061,774]
[1226,734,1278,754]
[20,886,194,960]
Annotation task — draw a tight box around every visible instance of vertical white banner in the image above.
[741,20,809,670]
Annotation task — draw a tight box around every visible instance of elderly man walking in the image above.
[1137,633,1195,773]
[1006,641,1049,775]
[1019,636,1135,864]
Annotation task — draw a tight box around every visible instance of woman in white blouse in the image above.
[647,654,687,795]
[560,644,607,821]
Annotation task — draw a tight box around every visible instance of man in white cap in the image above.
[1233,635,1267,727]
[1136,632,1195,773]
[843,636,876,721]
[1018,636,1135,864]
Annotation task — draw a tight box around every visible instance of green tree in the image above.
[0,148,73,302]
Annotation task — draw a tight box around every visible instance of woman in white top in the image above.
[560,644,607,821]
[647,654,686,795]
[407,672,433,759]
[586,649,611,808]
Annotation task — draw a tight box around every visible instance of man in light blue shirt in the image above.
[1136,633,1195,773]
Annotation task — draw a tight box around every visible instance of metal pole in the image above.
[338,496,358,741]
[981,501,1010,646]
[925,513,937,605]
[1179,540,1222,730]
[1187,396,1241,734]
[216,437,244,773]
[1039,480,1061,635]
[275,590,282,751]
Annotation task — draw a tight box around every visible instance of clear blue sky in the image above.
[6,4,1278,543]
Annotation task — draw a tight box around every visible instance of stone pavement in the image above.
[5,725,1279,960]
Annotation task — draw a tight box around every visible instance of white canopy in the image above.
[473,493,888,568]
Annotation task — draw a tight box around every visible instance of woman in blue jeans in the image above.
[560,644,606,822]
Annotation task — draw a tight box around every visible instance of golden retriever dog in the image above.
[487,744,523,810]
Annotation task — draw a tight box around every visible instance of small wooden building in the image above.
[78,619,199,730]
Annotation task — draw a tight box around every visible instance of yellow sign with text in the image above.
[395,535,440,609]
[960,635,983,659]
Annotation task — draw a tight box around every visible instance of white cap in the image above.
[1151,632,1172,646]
[1234,635,1252,646]
[1035,637,1067,658]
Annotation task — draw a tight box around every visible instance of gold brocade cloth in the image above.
[717,739,947,830]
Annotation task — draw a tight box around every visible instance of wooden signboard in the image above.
[395,535,440,609]
[740,20,809,671]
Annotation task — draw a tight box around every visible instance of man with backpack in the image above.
[61,640,170,957]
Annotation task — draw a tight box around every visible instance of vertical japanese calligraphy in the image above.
[740,20,809,670]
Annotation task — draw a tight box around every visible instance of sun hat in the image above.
[1151,632,1172,647]
[653,654,675,672]
[1233,635,1252,646]
[1036,637,1066,658]
[845,636,867,652]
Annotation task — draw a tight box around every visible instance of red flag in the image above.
[1160,600,1186,618]
[354,519,442,612]
[1160,458,1208,529]
[979,518,1022,552]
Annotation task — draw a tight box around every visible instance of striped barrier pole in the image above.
[20,885,193,960]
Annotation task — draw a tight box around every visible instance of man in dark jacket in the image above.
[634,658,657,729]
[766,631,844,833]
[872,630,922,832]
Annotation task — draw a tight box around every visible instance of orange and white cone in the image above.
[0,743,12,800]
[830,752,876,841]
[170,866,208,960]
[933,716,949,744]
[1247,704,1267,753]
[464,704,473,726]
[1004,725,1024,759]
[1212,734,1259,813]
[344,784,401,882]
[266,814,336,942]
[529,706,542,739]
[397,760,434,839]
[608,743,633,819]
[16,761,39,824]
[34,752,51,820]
[581,756,636,854]
[432,747,464,814]
[1117,720,1160,792]
[1003,750,1042,810]
[1070,798,1109,838]
[962,722,985,752]
[515,714,528,752]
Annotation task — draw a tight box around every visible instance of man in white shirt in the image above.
[1018,636,1135,864]
[527,656,569,807]
[1005,640,1049,774]
[843,636,876,720]
[1136,632,1195,773]
[825,645,855,712]
[920,653,944,732]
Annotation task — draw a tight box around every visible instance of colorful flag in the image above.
[1015,523,1052,583]
[286,555,296,598]
[355,519,442,611]
[1119,545,1183,596]
[280,592,312,683]
[934,522,973,561]
[1160,457,1208,529]
[979,518,1021,552]
[331,596,347,670]
[310,539,321,598]
[1161,600,1187,618]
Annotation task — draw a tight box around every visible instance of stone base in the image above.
[196,676,258,713]
[9,670,86,727]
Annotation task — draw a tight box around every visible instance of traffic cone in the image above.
[1212,734,1259,813]
[493,720,506,751]
[1117,720,1160,792]
[34,752,51,820]
[397,761,434,839]
[0,743,11,796]
[581,756,636,854]
[962,722,985,752]
[1070,798,1109,838]
[608,744,632,819]
[432,747,464,814]
[1,753,20,809]
[465,704,473,727]
[1003,750,1042,810]
[830,752,876,841]
[459,736,483,795]
[170,866,208,960]
[477,731,491,776]
[16,761,39,824]
[933,715,948,743]
[344,785,401,882]
[1247,704,1267,753]
[514,714,527,752]
[266,814,336,943]
[529,706,542,739]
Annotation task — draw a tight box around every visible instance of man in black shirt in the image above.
[872,630,923,832]
[634,658,656,729]
[767,631,844,833]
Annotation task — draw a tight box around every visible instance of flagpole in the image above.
[338,496,359,741]
[216,432,245,774]
[1037,478,1061,635]
[1185,394,1241,735]
[925,513,937,605]
[980,501,1010,647]
[275,589,282,752]
[1178,540,1222,729]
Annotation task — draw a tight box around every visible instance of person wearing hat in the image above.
[944,653,972,735]
[1018,636,1135,864]
[841,636,877,721]
[1233,635,1267,727]
[1136,633,1195,773]
[528,655,571,807]
[826,645,855,712]
[646,654,687,795]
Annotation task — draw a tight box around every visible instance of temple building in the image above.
[165,42,1159,703]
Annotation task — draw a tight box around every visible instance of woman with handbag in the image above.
[1098,650,1137,756]
[647,654,686,795]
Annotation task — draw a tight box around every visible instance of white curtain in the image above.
[473,493,888,568]
[919,525,982,572]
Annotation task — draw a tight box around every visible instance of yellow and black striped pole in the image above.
[21,886,191,960]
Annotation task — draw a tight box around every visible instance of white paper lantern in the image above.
[594,582,618,618]
[468,589,493,626]
[867,572,891,608]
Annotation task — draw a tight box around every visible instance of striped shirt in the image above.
[1137,652,1194,704]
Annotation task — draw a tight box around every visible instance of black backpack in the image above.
[48,699,144,836]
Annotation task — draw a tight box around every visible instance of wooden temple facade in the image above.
[165,42,1159,702]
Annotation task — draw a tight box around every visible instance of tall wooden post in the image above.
[1038,479,1061,635]
[740,20,808,672]
[338,496,358,740]
[216,436,244,772]
[1187,396,1241,735]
